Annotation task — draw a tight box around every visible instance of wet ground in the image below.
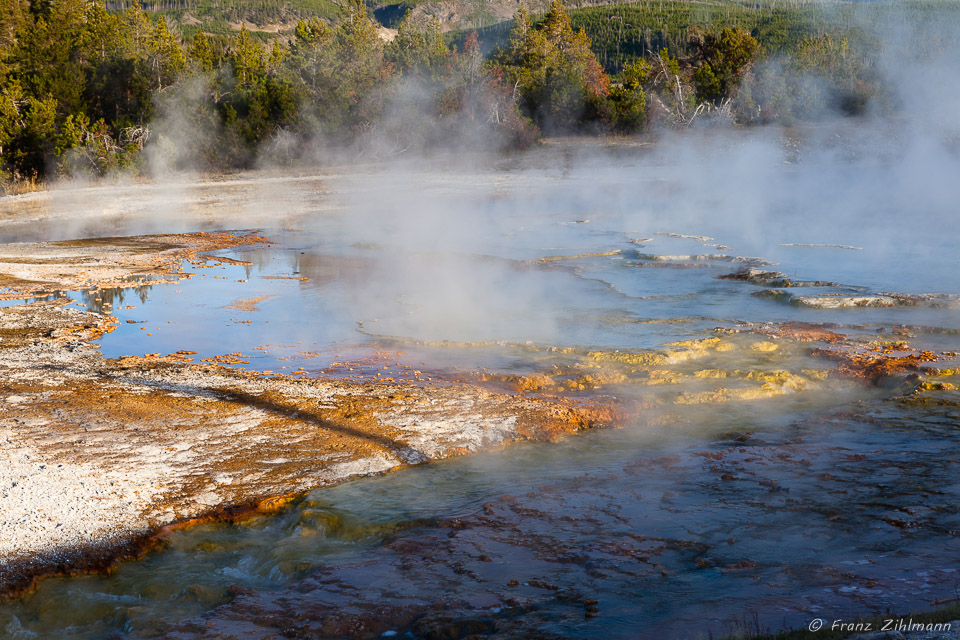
[2,137,960,639]
[5,383,960,639]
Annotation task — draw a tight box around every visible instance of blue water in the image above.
[2,137,960,639]
[3,215,955,380]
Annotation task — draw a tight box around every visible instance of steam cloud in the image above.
[1,5,958,345]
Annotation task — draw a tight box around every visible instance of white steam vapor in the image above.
[1,5,957,345]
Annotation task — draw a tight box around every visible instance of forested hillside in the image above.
[1,0,956,192]
[106,0,343,40]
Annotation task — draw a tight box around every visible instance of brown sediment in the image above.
[0,231,270,300]
[221,295,275,312]
[721,322,960,396]
[0,533,161,603]
[532,250,622,263]
[199,353,251,364]
[754,322,847,344]
[477,372,558,392]
[260,274,310,281]
[811,344,942,385]
[0,273,47,296]
[0,299,628,598]
[469,333,845,401]
[114,351,197,364]
[207,255,254,266]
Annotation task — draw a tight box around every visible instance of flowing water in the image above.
[2,138,960,639]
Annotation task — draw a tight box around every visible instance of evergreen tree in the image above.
[690,27,759,104]
[499,1,609,131]
[188,30,216,73]
[148,16,185,90]
[385,13,448,75]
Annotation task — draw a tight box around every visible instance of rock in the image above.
[754,290,960,309]
[717,267,835,288]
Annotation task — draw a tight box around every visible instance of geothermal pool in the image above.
[1,137,960,639]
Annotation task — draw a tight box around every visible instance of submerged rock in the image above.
[0,299,628,598]
[754,290,960,309]
[634,253,772,267]
[717,267,835,288]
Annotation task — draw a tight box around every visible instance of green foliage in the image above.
[0,0,27,81]
[693,61,721,103]
[0,83,20,156]
[563,0,848,73]
[294,17,330,46]
[690,27,759,104]
[230,28,266,85]
[283,0,389,138]
[0,88,58,179]
[149,17,186,89]
[659,48,679,76]
[60,118,147,176]
[4,0,958,189]
[143,0,342,43]
[736,32,876,123]
[123,2,153,56]
[607,58,650,130]
[497,1,609,132]
[188,30,218,72]
[385,12,447,74]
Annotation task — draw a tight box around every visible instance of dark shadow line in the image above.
[38,363,417,456]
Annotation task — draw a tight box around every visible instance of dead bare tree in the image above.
[649,49,689,125]
[688,98,733,126]
[120,125,150,150]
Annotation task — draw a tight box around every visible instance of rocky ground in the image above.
[0,232,627,598]
[2,229,957,601]
[2,175,959,637]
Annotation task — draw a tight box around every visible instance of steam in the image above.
[1,4,958,346]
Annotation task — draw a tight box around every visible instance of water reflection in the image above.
[3,398,960,639]
[2,200,960,638]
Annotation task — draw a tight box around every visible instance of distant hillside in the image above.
[103,0,960,65]
[106,0,344,40]
[106,0,523,40]
[450,0,960,71]
[116,0,829,43]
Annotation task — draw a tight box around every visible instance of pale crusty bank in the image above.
[1,221,957,602]
[0,232,628,597]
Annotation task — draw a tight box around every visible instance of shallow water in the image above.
[5,400,960,639]
[2,139,960,639]
[7,212,959,378]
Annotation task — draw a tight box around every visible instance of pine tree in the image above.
[498,0,609,131]
[188,30,216,73]
[148,16,185,90]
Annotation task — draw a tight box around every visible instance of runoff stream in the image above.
[2,152,960,639]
